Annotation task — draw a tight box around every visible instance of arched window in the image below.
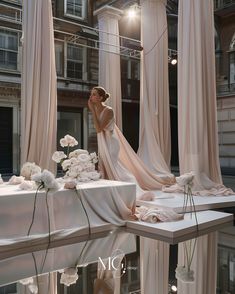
[229,33,235,87]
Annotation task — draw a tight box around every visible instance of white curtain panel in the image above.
[138,0,171,173]
[177,232,218,294]
[21,0,57,172]
[96,6,123,130]
[140,237,169,294]
[178,0,223,191]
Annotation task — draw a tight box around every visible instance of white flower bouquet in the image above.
[52,134,100,183]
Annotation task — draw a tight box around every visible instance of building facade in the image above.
[0,0,234,176]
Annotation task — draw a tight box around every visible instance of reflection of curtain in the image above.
[178,0,223,190]
[177,233,217,294]
[95,6,123,130]
[140,237,169,294]
[138,0,171,173]
[21,0,57,172]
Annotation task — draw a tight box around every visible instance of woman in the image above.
[88,86,175,200]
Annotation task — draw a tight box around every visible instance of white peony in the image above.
[8,175,24,185]
[32,170,60,191]
[60,135,78,147]
[20,162,41,180]
[60,267,79,287]
[52,151,67,163]
[176,172,195,187]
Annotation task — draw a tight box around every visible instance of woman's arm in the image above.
[88,100,113,133]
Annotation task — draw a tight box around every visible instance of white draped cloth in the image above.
[21,0,57,172]
[138,0,172,173]
[95,6,123,130]
[177,0,232,195]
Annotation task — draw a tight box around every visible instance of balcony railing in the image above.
[217,83,235,95]
[214,0,235,10]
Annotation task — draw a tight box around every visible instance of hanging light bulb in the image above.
[127,4,138,19]
[171,285,177,292]
[171,58,177,65]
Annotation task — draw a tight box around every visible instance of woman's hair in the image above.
[93,86,110,102]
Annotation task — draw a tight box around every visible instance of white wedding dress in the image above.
[97,107,175,200]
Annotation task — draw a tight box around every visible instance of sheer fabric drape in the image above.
[96,6,123,130]
[21,0,57,172]
[177,0,228,194]
[138,0,171,173]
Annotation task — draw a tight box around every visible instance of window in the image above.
[64,0,87,20]
[67,44,84,80]
[229,33,235,87]
[0,30,18,70]
[55,42,64,77]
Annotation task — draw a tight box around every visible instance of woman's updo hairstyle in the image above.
[93,86,110,102]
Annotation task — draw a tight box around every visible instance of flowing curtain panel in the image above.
[21,0,57,172]
[138,0,171,173]
[177,233,217,294]
[140,237,169,294]
[177,0,223,191]
[94,6,123,130]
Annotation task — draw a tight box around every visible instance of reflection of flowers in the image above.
[20,162,41,180]
[175,265,194,283]
[60,267,79,286]
[52,134,100,182]
[19,277,38,293]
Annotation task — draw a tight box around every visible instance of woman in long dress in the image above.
[88,86,175,200]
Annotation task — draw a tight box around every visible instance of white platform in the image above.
[126,210,233,244]
[0,180,135,251]
[137,191,235,213]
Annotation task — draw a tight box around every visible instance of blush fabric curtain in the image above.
[95,6,123,130]
[177,0,226,193]
[21,0,57,172]
[138,0,172,175]
[177,233,217,294]
[140,237,169,294]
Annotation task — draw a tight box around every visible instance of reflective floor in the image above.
[0,221,234,294]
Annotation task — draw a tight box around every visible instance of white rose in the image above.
[87,171,100,180]
[77,153,90,163]
[83,162,95,172]
[69,149,88,158]
[60,135,78,147]
[61,159,71,171]
[90,152,98,164]
[52,151,67,163]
